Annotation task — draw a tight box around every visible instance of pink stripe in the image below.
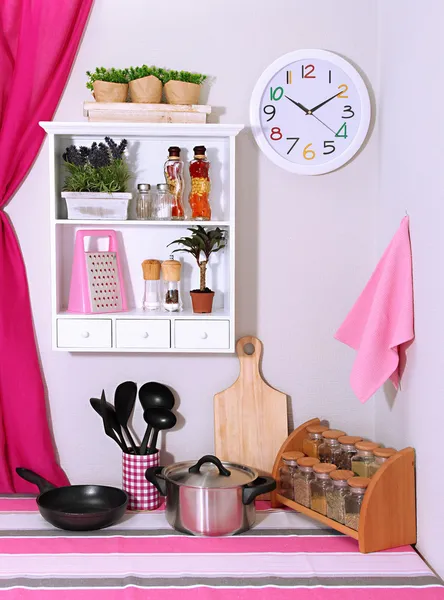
[0,535,413,555]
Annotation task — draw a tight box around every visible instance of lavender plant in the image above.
[63,138,130,193]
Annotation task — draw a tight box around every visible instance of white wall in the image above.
[6,0,378,486]
[376,1,444,577]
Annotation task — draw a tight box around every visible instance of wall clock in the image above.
[250,49,371,175]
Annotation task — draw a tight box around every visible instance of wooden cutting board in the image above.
[214,336,288,485]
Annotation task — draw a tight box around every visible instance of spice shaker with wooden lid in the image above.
[142,259,161,310]
[310,463,337,515]
[278,451,305,500]
[162,256,182,312]
[368,447,397,477]
[326,469,355,524]
[294,457,319,508]
[302,424,329,459]
[344,477,370,530]
[337,435,363,470]
[318,429,346,465]
[351,441,381,478]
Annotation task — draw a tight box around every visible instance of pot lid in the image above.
[162,455,258,489]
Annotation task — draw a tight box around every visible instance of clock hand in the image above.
[309,91,343,114]
[284,95,310,114]
[311,113,336,135]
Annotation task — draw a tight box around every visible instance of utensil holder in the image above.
[122,452,160,511]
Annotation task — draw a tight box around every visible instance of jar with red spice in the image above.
[164,146,185,220]
[189,145,211,220]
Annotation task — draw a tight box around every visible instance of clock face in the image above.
[250,50,371,175]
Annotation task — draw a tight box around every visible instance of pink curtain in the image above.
[0,0,94,492]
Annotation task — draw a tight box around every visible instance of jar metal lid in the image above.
[355,441,380,451]
[323,429,346,440]
[348,477,370,489]
[157,183,169,191]
[138,183,151,191]
[373,447,397,458]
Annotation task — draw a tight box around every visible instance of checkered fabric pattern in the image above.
[122,451,160,511]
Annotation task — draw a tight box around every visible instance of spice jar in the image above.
[318,430,346,465]
[310,463,337,515]
[302,424,329,459]
[368,447,396,477]
[162,256,182,312]
[351,441,381,478]
[164,146,185,220]
[189,145,211,220]
[344,477,370,530]
[326,469,355,524]
[141,259,161,310]
[136,183,152,220]
[337,436,363,470]
[278,451,304,499]
[294,457,319,507]
[154,183,173,220]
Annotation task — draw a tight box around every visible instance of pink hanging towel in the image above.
[335,216,414,403]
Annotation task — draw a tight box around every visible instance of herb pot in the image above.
[129,75,162,103]
[145,454,276,536]
[92,80,128,103]
[164,80,201,105]
[190,290,214,313]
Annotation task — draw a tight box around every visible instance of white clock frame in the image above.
[250,49,371,175]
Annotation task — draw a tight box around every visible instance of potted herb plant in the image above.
[127,65,165,103]
[86,67,129,102]
[61,137,132,220]
[162,70,207,105]
[168,226,226,313]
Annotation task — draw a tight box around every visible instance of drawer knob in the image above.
[142,332,149,339]
[81,331,90,339]
[200,332,208,340]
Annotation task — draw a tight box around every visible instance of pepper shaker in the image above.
[162,256,182,312]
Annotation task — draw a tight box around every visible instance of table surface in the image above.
[0,497,442,599]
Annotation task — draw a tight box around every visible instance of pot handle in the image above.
[188,455,231,476]
[145,466,167,496]
[16,468,57,494]
[242,476,276,505]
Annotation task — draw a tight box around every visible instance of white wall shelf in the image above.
[40,121,243,353]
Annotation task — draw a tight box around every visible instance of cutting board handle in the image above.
[236,336,262,374]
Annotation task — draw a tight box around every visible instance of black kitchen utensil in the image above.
[114,381,138,454]
[138,382,175,455]
[147,408,177,453]
[99,390,127,452]
[90,397,127,451]
[16,468,128,531]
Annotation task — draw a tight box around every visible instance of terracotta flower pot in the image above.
[190,291,215,313]
[164,81,201,105]
[93,80,128,103]
[129,75,162,103]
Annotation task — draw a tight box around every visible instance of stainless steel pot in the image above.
[145,454,275,536]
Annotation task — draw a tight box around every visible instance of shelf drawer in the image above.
[57,318,112,348]
[175,320,230,350]
[116,319,171,349]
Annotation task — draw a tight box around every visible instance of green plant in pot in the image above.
[127,65,165,103]
[168,226,226,313]
[86,67,129,102]
[162,69,207,105]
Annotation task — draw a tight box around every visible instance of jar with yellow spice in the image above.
[326,469,355,524]
[344,477,370,530]
[277,451,305,499]
[318,429,346,465]
[310,463,337,515]
[351,441,380,478]
[368,447,396,477]
[294,457,319,507]
[337,436,363,470]
[302,424,329,459]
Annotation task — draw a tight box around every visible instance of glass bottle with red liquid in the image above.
[164,146,185,220]
[189,145,211,220]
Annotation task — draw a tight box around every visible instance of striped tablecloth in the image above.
[0,497,442,599]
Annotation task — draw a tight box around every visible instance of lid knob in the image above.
[188,455,231,477]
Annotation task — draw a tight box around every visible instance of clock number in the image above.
[337,84,349,98]
[342,105,355,119]
[328,70,332,84]
[335,123,348,139]
[286,70,292,84]
[323,141,336,155]
[270,127,283,141]
[270,86,284,101]
[286,137,300,154]
[302,64,316,78]
[263,105,276,122]
[303,143,316,160]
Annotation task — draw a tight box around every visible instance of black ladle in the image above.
[139,383,175,455]
[146,408,177,454]
[90,393,127,452]
[114,381,138,454]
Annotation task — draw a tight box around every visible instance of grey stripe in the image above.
[0,576,440,589]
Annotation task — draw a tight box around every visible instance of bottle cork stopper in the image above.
[348,477,370,489]
[338,435,363,445]
[373,447,397,458]
[162,259,181,281]
[330,469,355,481]
[355,441,380,451]
[322,429,346,440]
[297,457,320,468]
[142,259,161,281]
[282,451,305,462]
[313,463,337,474]
[306,424,329,434]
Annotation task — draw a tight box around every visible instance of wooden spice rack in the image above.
[271,418,416,553]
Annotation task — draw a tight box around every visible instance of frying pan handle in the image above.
[16,468,57,494]
[188,455,231,476]
[145,466,167,496]
[242,476,276,505]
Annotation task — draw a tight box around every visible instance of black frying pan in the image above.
[16,468,128,531]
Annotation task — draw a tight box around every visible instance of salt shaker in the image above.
[136,183,152,220]
[162,256,182,312]
[141,259,161,310]
[155,183,173,220]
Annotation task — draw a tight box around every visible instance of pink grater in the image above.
[68,229,127,314]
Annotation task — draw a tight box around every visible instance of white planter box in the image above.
[61,192,132,220]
